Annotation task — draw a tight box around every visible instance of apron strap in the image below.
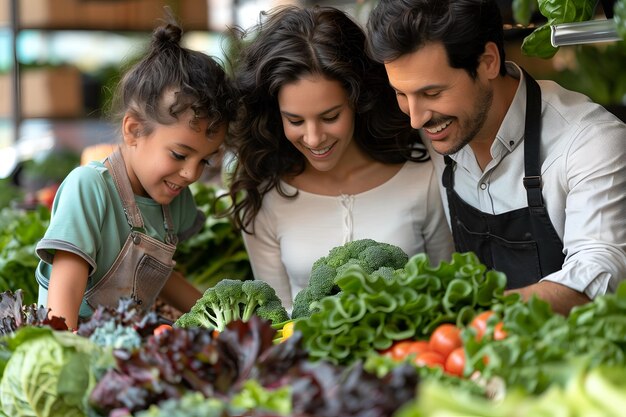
[442,155,455,189]
[107,148,145,229]
[521,69,544,209]
[162,205,178,245]
[107,148,177,245]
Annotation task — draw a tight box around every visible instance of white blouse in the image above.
[243,160,455,310]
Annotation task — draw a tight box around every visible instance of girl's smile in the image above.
[123,110,226,205]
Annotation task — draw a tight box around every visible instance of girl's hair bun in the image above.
[151,22,183,51]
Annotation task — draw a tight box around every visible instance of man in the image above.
[367,0,626,314]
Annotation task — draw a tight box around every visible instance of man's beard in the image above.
[437,85,493,156]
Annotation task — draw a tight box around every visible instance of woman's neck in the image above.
[285,145,404,196]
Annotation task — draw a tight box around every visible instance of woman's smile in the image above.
[306,142,336,157]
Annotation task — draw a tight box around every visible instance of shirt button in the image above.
[480,183,487,190]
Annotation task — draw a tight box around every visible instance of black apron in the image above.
[442,70,565,289]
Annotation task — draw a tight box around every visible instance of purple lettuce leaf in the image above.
[0,289,68,336]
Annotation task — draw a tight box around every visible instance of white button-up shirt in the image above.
[426,62,626,299]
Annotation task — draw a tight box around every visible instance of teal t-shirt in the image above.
[35,160,204,317]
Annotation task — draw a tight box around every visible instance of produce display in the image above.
[2,226,626,416]
[0,290,419,417]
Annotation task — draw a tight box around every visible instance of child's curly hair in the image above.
[110,11,236,139]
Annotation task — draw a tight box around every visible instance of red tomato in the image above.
[469,310,495,341]
[383,340,430,361]
[494,322,507,340]
[444,347,466,377]
[429,323,462,358]
[153,324,173,336]
[414,351,445,369]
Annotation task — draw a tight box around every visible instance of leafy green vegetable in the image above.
[582,364,626,416]
[0,179,23,211]
[72,310,424,417]
[175,279,289,331]
[88,326,221,414]
[616,0,626,40]
[230,379,291,416]
[174,182,251,290]
[291,239,409,319]
[0,206,50,305]
[521,0,596,58]
[296,252,508,365]
[89,318,294,415]
[132,392,227,417]
[463,281,626,395]
[397,359,626,417]
[0,327,101,417]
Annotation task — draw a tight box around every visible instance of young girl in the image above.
[227,6,454,310]
[35,18,236,329]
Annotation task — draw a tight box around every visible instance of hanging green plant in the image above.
[615,0,626,40]
[519,0,597,58]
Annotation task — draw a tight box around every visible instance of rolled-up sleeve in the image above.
[542,119,626,299]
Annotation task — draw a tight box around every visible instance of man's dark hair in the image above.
[367,0,507,78]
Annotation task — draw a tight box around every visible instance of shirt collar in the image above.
[495,62,527,154]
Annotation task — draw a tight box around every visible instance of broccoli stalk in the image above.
[241,280,281,321]
[175,279,289,331]
[184,290,227,330]
[291,239,409,319]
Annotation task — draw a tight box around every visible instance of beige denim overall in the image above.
[83,148,178,311]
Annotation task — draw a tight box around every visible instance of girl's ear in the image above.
[122,114,142,146]
[480,41,501,80]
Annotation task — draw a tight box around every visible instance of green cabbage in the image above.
[0,327,99,417]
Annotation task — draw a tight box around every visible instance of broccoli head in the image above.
[174,279,289,331]
[291,239,408,319]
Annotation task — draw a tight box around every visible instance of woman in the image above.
[227,6,454,310]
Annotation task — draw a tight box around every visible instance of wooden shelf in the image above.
[0,66,83,119]
[2,0,211,146]
[17,0,209,31]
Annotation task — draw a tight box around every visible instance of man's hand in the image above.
[505,281,590,315]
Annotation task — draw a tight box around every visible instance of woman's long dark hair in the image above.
[227,6,426,233]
